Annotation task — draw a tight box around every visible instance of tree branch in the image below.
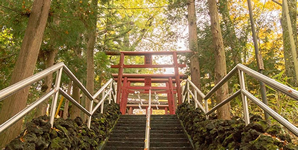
[272,0,282,6]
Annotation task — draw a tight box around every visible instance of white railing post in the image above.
[238,70,250,125]
[113,82,117,103]
[87,96,94,128]
[109,82,112,104]
[194,90,198,108]
[144,89,151,149]
[101,89,105,114]
[182,85,185,103]
[187,81,190,103]
[50,68,63,128]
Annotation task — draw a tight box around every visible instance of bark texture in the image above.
[63,81,72,119]
[85,0,97,121]
[0,0,51,148]
[187,0,202,101]
[281,0,297,86]
[208,0,231,120]
[35,49,58,117]
[70,83,81,119]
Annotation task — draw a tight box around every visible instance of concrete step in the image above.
[151,147,193,150]
[150,126,183,130]
[106,141,144,147]
[104,146,143,150]
[108,137,144,142]
[113,126,145,131]
[151,142,191,147]
[150,138,189,142]
[151,129,184,133]
[150,133,188,138]
[109,132,145,138]
[151,115,177,118]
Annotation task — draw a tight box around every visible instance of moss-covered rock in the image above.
[5,102,120,150]
[176,102,298,150]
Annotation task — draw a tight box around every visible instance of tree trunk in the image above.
[35,49,58,117]
[187,0,202,102]
[281,0,297,86]
[63,81,72,119]
[85,0,97,122]
[70,83,81,119]
[208,0,231,120]
[0,0,51,148]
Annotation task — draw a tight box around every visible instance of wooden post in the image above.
[168,78,176,114]
[129,107,133,115]
[173,52,182,104]
[116,53,125,104]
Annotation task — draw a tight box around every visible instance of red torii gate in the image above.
[106,51,191,114]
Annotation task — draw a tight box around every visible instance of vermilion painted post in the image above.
[129,107,133,115]
[166,82,174,114]
[169,77,176,114]
[120,77,128,114]
[165,107,168,115]
[173,52,182,104]
[116,53,124,104]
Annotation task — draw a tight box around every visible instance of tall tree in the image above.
[0,0,51,147]
[208,0,231,120]
[281,0,297,86]
[85,0,98,121]
[187,0,202,100]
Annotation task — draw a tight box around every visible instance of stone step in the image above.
[151,147,193,150]
[109,132,145,138]
[103,146,143,150]
[150,123,181,127]
[150,138,189,143]
[151,115,177,118]
[151,142,192,147]
[120,115,146,118]
[115,123,145,127]
[150,126,183,130]
[108,137,144,142]
[150,133,188,138]
[113,126,145,131]
[151,129,184,133]
[117,120,146,124]
[106,141,144,147]
[112,129,145,134]
[150,120,180,123]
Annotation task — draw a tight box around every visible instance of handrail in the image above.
[182,63,298,137]
[144,89,151,150]
[0,62,117,134]
[0,62,64,102]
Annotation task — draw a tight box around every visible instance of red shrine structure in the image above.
[105,51,191,115]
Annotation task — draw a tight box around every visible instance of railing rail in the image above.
[144,89,152,150]
[0,62,117,133]
[182,63,298,137]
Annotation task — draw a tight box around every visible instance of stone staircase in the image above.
[104,115,192,150]
[150,115,193,150]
